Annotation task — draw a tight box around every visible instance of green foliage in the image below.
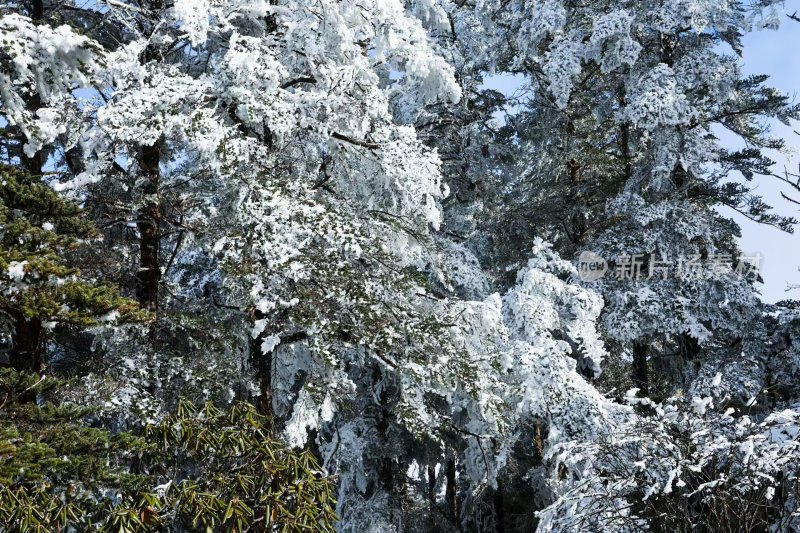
[142,399,338,532]
[0,164,148,366]
[0,368,337,532]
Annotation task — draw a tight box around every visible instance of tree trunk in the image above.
[445,457,460,529]
[2,1,46,372]
[135,142,161,313]
[17,0,44,174]
[19,116,44,176]
[679,333,701,361]
[27,0,43,20]
[428,464,436,506]
[632,342,649,397]
[493,479,505,533]
[7,308,43,372]
[251,310,274,421]
[377,392,395,495]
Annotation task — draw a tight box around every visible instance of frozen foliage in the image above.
[592,193,759,344]
[0,14,100,156]
[537,392,800,532]
[3,0,800,532]
[619,65,693,130]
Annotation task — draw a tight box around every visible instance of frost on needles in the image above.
[1,1,800,532]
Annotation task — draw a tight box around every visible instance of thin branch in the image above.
[331,132,380,150]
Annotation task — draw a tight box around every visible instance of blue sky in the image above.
[484,4,800,303]
[722,0,800,302]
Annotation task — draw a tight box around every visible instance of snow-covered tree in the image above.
[2,1,800,532]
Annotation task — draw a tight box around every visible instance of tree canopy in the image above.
[1,0,800,531]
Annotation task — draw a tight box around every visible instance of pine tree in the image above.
[0,165,147,371]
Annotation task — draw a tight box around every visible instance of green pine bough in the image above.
[0,166,336,531]
[0,368,337,532]
[0,165,148,370]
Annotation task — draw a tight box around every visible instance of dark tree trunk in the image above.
[632,342,650,397]
[660,33,676,67]
[679,333,701,361]
[493,479,506,533]
[368,372,401,528]
[251,310,274,421]
[250,327,307,421]
[428,464,436,506]
[445,457,460,529]
[617,89,632,184]
[619,122,632,181]
[7,308,43,372]
[20,63,43,175]
[426,461,439,531]
[27,0,43,20]
[3,0,45,372]
[376,386,395,495]
[567,159,587,246]
[135,142,161,313]
[255,347,273,417]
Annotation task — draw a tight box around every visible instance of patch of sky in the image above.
[712,0,800,302]
[478,72,530,127]
[480,9,800,302]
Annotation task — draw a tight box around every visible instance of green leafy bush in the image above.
[0,368,336,532]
